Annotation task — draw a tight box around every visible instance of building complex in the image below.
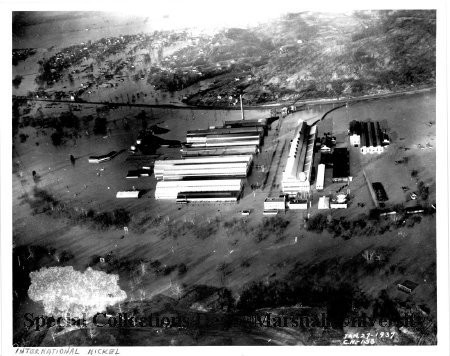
[349,120,390,154]
[154,118,270,203]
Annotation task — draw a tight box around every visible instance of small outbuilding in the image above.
[318,196,330,210]
[116,191,141,199]
[316,164,325,191]
[288,198,308,210]
[264,196,286,212]
[397,280,419,294]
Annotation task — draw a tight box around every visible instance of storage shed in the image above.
[316,164,325,191]
[264,197,286,212]
[318,196,330,210]
[116,191,141,198]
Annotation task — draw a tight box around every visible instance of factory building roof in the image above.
[353,121,390,148]
[318,196,330,209]
[181,145,258,157]
[177,191,239,199]
[349,120,362,135]
[224,118,268,128]
[283,122,317,182]
[264,196,286,202]
[187,126,264,137]
[332,148,350,179]
[370,122,378,147]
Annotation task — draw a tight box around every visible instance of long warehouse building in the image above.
[224,118,269,135]
[282,121,317,196]
[187,138,261,148]
[154,155,253,181]
[155,179,243,200]
[155,163,250,181]
[176,191,241,203]
[182,120,269,158]
[181,145,259,157]
[186,132,262,143]
[155,155,252,172]
[187,126,265,137]
[186,133,262,146]
[156,155,253,165]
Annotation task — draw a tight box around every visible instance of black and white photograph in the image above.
[2,1,449,355]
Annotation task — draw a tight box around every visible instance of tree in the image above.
[82,115,94,127]
[169,282,184,299]
[12,100,20,137]
[417,181,429,200]
[51,131,63,146]
[19,133,28,143]
[136,110,148,130]
[112,208,131,226]
[60,111,80,129]
[306,213,328,232]
[12,75,23,89]
[28,266,127,318]
[351,80,365,94]
[177,263,188,275]
[93,116,107,135]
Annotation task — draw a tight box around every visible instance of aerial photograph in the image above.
[9,6,440,350]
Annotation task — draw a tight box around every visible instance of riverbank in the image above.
[14,86,436,112]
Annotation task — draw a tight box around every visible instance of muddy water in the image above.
[14,13,151,49]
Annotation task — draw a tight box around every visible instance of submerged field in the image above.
[12,90,436,346]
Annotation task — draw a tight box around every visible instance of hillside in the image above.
[13,10,435,107]
[174,10,436,105]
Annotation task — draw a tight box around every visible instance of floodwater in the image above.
[13,12,152,49]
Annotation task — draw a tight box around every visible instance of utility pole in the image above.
[346,99,349,122]
[240,94,245,121]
